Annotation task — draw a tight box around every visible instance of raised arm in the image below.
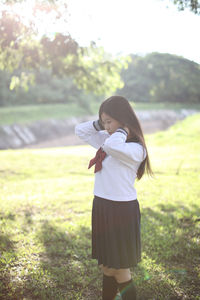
[102,128,146,169]
[75,120,109,149]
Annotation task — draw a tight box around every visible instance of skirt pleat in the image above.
[92,196,141,269]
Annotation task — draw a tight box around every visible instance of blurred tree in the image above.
[118,53,200,103]
[169,0,200,14]
[0,3,128,109]
[0,70,16,106]
[0,66,104,112]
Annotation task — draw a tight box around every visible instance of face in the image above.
[101,112,122,135]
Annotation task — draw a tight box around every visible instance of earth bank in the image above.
[0,109,196,149]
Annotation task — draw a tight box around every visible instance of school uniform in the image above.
[75,120,146,269]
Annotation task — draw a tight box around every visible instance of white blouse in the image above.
[75,120,146,201]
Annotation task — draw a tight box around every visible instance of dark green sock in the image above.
[118,279,137,300]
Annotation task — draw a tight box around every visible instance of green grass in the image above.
[133,101,200,111]
[0,114,200,299]
[0,102,200,125]
[0,103,88,126]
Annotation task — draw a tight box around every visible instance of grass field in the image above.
[0,102,200,125]
[0,114,200,299]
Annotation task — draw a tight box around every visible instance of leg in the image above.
[114,269,137,300]
[100,265,118,300]
[114,268,131,283]
[100,265,116,277]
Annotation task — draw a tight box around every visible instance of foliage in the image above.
[2,52,200,109]
[0,68,101,113]
[0,5,127,103]
[170,0,200,14]
[0,114,200,299]
[118,53,200,103]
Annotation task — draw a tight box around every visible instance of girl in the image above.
[75,96,152,300]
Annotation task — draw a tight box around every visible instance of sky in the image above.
[66,0,200,64]
[1,0,200,64]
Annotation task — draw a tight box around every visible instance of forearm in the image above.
[75,120,108,149]
[102,129,146,165]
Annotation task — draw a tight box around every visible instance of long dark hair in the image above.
[99,95,153,180]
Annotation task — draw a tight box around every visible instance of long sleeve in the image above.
[102,129,146,169]
[76,125,144,201]
[75,120,109,149]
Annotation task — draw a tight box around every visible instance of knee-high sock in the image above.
[102,274,118,300]
[118,279,137,300]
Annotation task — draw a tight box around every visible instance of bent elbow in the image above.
[74,124,82,137]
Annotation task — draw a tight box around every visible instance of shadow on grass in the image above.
[32,220,101,300]
[137,202,200,300]
[0,206,100,300]
[0,232,17,300]
[1,201,199,300]
[33,202,200,300]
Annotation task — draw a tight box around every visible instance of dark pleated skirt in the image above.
[92,195,141,269]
